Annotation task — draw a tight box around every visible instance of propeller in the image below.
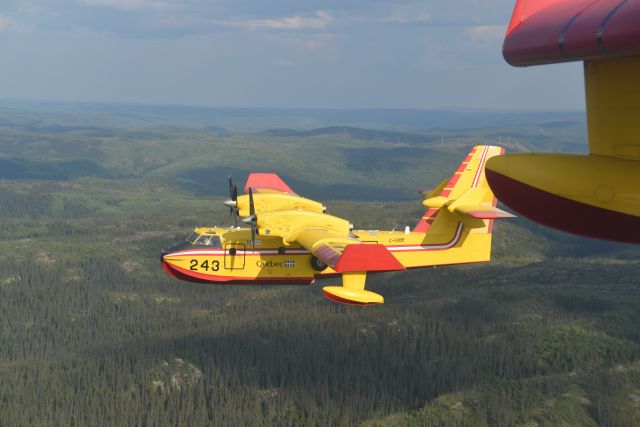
[224,175,239,226]
[241,187,257,252]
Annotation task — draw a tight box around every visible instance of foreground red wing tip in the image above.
[503,0,640,66]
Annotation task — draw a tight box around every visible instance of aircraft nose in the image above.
[160,250,166,262]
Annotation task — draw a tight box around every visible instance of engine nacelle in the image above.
[255,210,350,241]
[237,193,324,217]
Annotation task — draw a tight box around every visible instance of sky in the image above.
[0,0,585,110]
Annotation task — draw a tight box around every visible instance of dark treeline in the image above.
[1,239,640,425]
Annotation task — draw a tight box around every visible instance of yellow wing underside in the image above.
[585,56,640,160]
[294,228,360,269]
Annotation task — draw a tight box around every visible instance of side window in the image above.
[210,236,222,248]
[195,235,212,245]
[187,232,199,243]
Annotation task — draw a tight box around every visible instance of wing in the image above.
[244,173,296,195]
[294,228,404,273]
[503,0,640,66]
[294,228,358,268]
[293,228,404,306]
[484,1,640,242]
[238,173,324,216]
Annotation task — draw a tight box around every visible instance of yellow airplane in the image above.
[485,0,640,243]
[161,145,513,305]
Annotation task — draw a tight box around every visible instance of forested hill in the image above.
[0,104,639,426]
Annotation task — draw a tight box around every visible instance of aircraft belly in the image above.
[162,252,317,285]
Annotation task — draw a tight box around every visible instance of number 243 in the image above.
[190,259,219,271]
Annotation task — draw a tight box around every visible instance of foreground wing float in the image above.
[486,0,640,243]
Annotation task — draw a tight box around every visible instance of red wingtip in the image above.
[506,0,560,37]
[504,0,640,66]
[244,173,295,194]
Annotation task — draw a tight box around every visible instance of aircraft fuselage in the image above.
[160,224,491,285]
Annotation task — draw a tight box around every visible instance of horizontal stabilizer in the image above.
[334,244,404,273]
[425,187,516,227]
[453,205,515,219]
[414,145,508,232]
[418,178,448,198]
[446,188,487,214]
[422,196,448,209]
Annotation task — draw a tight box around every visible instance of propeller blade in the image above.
[226,177,240,226]
[249,187,255,217]
[232,184,238,226]
[249,187,256,252]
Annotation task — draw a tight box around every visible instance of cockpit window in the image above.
[187,232,199,244]
[195,235,212,245]
[191,234,222,248]
[208,236,222,248]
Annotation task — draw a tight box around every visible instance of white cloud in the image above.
[228,10,334,31]
[382,3,431,24]
[79,0,170,11]
[466,25,506,45]
[0,14,23,32]
[266,32,334,52]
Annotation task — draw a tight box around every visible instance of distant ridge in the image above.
[202,125,230,136]
[0,101,585,132]
[261,126,440,144]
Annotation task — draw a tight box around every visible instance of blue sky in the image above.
[0,0,584,109]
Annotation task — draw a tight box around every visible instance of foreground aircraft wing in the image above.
[503,0,640,66]
[485,0,640,243]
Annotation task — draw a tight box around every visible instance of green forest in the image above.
[0,102,639,426]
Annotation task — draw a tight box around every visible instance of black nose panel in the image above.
[163,240,191,255]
